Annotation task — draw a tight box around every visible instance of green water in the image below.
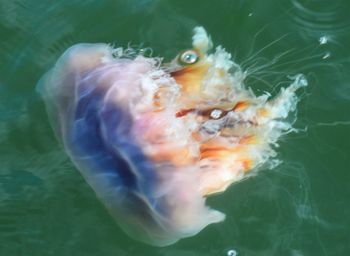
[1,0,350,255]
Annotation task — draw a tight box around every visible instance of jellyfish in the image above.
[37,27,307,246]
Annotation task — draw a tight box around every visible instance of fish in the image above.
[37,26,307,246]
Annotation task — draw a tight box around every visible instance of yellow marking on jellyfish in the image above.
[148,145,195,166]
[171,62,210,95]
[257,107,270,118]
[238,135,257,145]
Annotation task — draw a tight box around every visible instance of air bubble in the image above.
[227,249,237,256]
[322,52,331,59]
[210,109,223,119]
[319,36,328,45]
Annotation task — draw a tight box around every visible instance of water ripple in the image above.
[281,0,350,35]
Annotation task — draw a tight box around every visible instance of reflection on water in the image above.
[1,0,349,255]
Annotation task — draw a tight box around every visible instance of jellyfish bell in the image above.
[37,26,307,246]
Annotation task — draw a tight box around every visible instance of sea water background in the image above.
[0,0,349,255]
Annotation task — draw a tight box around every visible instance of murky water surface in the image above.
[1,0,350,255]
